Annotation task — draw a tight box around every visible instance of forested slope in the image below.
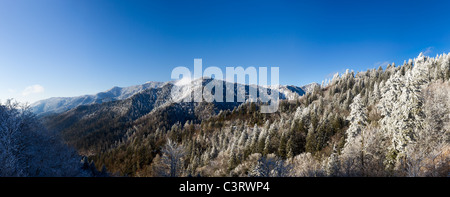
[43,53,450,177]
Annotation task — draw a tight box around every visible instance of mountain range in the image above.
[31,79,318,116]
[31,81,165,116]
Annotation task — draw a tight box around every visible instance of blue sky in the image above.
[1,0,450,103]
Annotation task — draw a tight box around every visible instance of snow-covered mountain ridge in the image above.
[31,79,315,116]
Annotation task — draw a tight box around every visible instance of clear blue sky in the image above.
[1,0,450,103]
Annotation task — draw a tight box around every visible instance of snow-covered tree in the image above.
[159,139,185,177]
[345,94,367,139]
[0,101,26,176]
[340,94,368,176]
[403,81,450,176]
[0,100,86,177]
[290,152,325,177]
[377,53,430,154]
[249,154,291,177]
[324,146,340,177]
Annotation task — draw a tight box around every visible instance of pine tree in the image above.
[305,124,317,153]
[378,53,429,154]
[278,132,287,158]
[286,138,294,159]
[263,135,271,156]
[345,94,367,139]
